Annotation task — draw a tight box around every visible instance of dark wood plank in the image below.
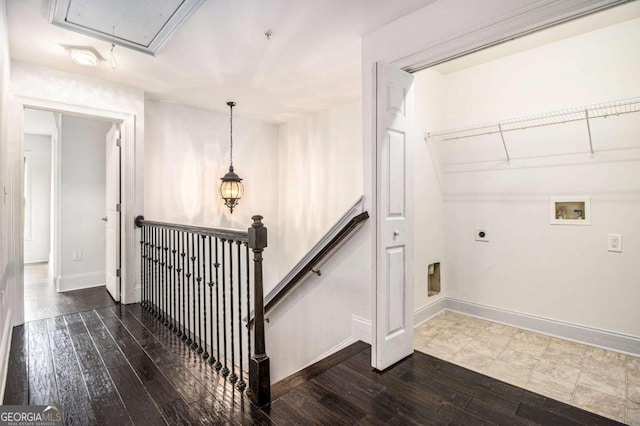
[63,313,132,425]
[520,398,625,426]
[160,398,201,425]
[79,310,167,425]
[27,319,59,405]
[272,340,369,400]
[8,325,28,363]
[515,403,584,426]
[436,402,498,426]
[3,361,29,403]
[46,316,96,426]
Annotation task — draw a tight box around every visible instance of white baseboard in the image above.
[23,259,48,265]
[425,297,640,356]
[413,296,447,327]
[351,315,371,344]
[57,271,105,292]
[0,306,13,405]
[303,335,356,369]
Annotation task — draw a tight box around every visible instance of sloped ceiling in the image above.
[7,0,437,123]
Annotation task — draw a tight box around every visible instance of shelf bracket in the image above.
[585,109,595,157]
[498,124,510,164]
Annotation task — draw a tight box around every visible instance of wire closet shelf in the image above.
[425,96,640,142]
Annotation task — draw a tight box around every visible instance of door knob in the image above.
[393,230,400,237]
[101,217,108,222]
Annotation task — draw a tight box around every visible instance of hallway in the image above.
[23,263,115,322]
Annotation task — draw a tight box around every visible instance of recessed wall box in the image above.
[550,196,590,225]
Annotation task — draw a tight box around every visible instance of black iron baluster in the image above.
[221,239,229,376]
[162,229,169,325]
[162,231,167,320]
[142,226,151,310]
[195,235,203,352]
[165,229,173,330]
[242,242,250,391]
[228,239,237,384]
[182,232,188,340]
[185,232,192,344]
[190,233,197,349]
[236,240,245,390]
[156,227,163,319]
[139,227,145,308]
[148,227,153,313]
[204,235,212,360]
[166,228,171,324]
[179,231,186,338]
[172,230,178,332]
[212,238,221,369]
[153,227,159,315]
[147,226,153,312]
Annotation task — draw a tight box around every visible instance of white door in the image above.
[105,123,120,301]
[374,61,415,370]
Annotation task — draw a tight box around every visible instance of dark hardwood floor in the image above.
[4,304,624,425]
[24,263,116,322]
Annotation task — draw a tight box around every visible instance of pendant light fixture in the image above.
[220,101,244,213]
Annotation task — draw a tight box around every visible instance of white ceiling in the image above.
[7,0,437,123]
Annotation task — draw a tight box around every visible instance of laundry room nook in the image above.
[410,4,640,421]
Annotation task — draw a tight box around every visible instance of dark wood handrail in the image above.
[135,215,249,242]
[264,210,369,315]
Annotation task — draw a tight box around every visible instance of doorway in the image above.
[22,108,120,321]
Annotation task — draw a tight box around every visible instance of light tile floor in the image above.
[414,310,640,424]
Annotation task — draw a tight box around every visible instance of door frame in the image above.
[8,96,136,326]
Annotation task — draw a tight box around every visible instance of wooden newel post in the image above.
[248,215,270,407]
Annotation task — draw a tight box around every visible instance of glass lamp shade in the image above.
[220,166,244,213]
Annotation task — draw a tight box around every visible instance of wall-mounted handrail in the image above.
[246,197,368,321]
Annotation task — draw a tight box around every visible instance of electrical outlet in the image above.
[72,250,82,261]
[608,234,622,252]
[475,227,489,242]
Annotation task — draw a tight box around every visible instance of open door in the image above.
[374,61,414,370]
[105,123,121,301]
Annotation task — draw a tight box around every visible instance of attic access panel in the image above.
[49,0,203,56]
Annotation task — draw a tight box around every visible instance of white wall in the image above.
[23,134,51,263]
[266,101,368,382]
[144,99,281,286]
[58,115,110,291]
[413,69,447,319]
[277,101,363,275]
[418,17,640,338]
[0,0,12,403]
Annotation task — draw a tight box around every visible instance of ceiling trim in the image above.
[48,0,204,56]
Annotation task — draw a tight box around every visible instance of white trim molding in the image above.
[351,315,372,344]
[413,296,447,327]
[414,297,640,357]
[57,271,106,292]
[8,95,140,325]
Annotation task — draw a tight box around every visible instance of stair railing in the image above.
[135,215,270,407]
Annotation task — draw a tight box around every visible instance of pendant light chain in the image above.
[229,102,233,168]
